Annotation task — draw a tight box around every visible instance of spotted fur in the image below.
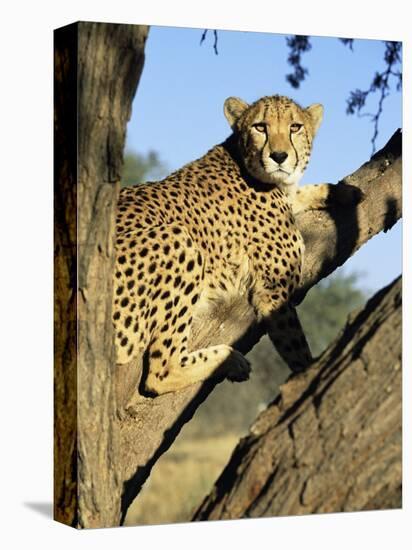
[113,95,336,395]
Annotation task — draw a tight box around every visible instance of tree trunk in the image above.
[118,130,402,521]
[193,276,402,520]
[54,21,149,528]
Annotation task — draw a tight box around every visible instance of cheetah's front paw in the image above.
[226,351,251,382]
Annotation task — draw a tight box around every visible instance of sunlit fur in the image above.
[113,94,327,396]
[224,95,323,195]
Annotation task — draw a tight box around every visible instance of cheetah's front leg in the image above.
[265,304,313,373]
[252,288,313,373]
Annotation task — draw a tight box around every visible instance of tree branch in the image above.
[193,275,402,519]
[346,41,402,153]
[117,129,402,521]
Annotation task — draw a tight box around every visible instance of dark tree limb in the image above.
[118,130,402,521]
[193,275,402,519]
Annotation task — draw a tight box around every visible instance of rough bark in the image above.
[118,130,402,520]
[54,23,78,528]
[193,276,402,520]
[54,21,149,528]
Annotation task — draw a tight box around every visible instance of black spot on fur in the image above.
[184,282,195,295]
[178,306,188,318]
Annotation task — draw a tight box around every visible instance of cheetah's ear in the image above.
[224,97,249,130]
[305,103,324,133]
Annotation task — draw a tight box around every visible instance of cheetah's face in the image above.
[224,95,323,190]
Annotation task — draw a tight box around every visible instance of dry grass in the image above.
[124,432,240,526]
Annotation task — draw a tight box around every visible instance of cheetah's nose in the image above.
[270,151,288,165]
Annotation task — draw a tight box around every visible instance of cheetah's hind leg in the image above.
[144,343,251,395]
[125,224,252,396]
[117,221,251,396]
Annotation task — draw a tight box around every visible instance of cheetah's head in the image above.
[224,95,323,193]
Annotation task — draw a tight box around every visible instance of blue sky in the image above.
[125,25,402,295]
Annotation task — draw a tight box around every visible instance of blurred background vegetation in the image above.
[121,149,168,187]
[121,150,368,526]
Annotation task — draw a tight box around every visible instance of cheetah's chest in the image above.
[192,196,304,327]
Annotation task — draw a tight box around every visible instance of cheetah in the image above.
[113,94,356,396]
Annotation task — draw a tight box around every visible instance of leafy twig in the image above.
[346,41,402,153]
[285,35,312,88]
[285,36,402,152]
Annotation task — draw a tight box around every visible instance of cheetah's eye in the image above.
[290,123,303,133]
[253,123,266,133]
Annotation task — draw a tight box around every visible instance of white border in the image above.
[1,0,409,548]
